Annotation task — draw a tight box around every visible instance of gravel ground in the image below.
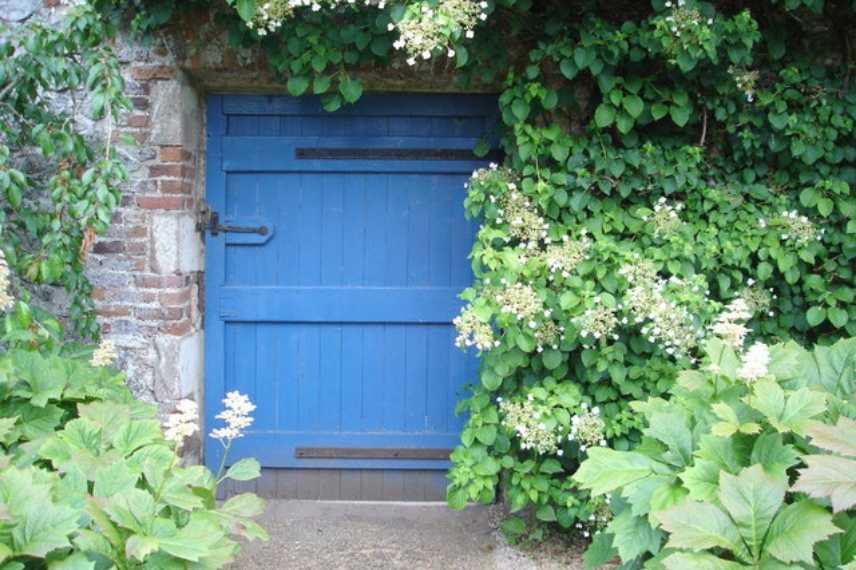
[231,501,589,570]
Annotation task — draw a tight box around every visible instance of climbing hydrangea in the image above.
[775,210,821,246]
[500,396,561,455]
[543,232,591,279]
[575,298,619,344]
[498,185,550,248]
[568,404,606,452]
[453,305,498,351]
[391,0,489,65]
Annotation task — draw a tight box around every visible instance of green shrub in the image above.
[0,346,268,569]
[574,336,856,569]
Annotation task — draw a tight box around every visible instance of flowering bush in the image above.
[573,335,856,568]
[0,343,268,568]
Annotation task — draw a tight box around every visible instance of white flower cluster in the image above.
[775,210,821,246]
[662,0,713,42]
[543,232,591,280]
[575,298,619,345]
[391,0,489,65]
[164,399,200,448]
[739,282,776,318]
[710,297,752,350]
[90,339,117,367]
[737,342,770,382]
[532,320,563,353]
[0,250,13,312]
[495,282,543,321]
[568,404,606,452]
[453,305,498,351]
[574,495,612,539]
[497,184,550,249]
[729,66,759,103]
[643,197,683,238]
[500,396,562,455]
[210,391,256,441]
[245,0,387,35]
[620,262,706,358]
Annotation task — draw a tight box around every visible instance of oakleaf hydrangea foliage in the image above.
[97,0,856,538]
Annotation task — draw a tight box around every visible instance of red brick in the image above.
[159,179,192,195]
[136,307,184,321]
[148,164,186,179]
[125,241,148,255]
[131,97,149,110]
[93,241,125,255]
[135,275,188,289]
[136,196,185,210]
[97,305,132,318]
[162,319,193,336]
[130,65,176,81]
[159,146,192,162]
[160,289,192,306]
[125,114,149,128]
[92,288,107,301]
[126,225,148,239]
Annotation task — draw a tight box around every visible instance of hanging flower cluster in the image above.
[391,0,489,65]
[494,282,543,321]
[164,399,200,449]
[774,210,821,246]
[543,232,591,280]
[574,495,612,539]
[659,0,714,50]
[500,396,562,455]
[710,297,752,350]
[620,262,707,358]
[647,197,684,238]
[0,250,13,311]
[739,282,776,317]
[532,319,563,353]
[568,404,606,452]
[453,305,498,351]
[244,0,387,35]
[737,342,770,382]
[575,298,619,345]
[210,391,257,441]
[497,184,550,248]
[90,339,117,367]
[730,66,759,102]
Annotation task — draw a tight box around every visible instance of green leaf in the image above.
[799,337,856,399]
[606,510,663,560]
[313,75,331,94]
[125,535,159,562]
[651,103,669,120]
[663,552,745,570]
[157,518,226,562]
[339,77,363,103]
[804,417,856,456]
[476,424,497,445]
[542,349,562,370]
[582,532,618,569]
[560,59,578,80]
[622,95,644,118]
[112,420,162,456]
[536,504,557,522]
[574,448,659,496]
[511,99,530,122]
[793,455,856,513]
[540,458,563,474]
[746,380,826,434]
[594,104,616,128]
[287,76,310,96]
[766,500,842,564]
[94,462,139,498]
[447,488,468,510]
[807,306,827,326]
[481,368,502,391]
[718,465,785,558]
[670,105,690,127]
[235,0,257,21]
[47,553,95,570]
[225,458,262,481]
[655,502,747,560]
[220,493,266,519]
[750,433,799,475]
[829,307,849,329]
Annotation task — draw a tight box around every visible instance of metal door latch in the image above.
[198,209,268,237]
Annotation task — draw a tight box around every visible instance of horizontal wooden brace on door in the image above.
[295,147,504,162]
[295,447,453,460]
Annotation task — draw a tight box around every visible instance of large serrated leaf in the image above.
[766,499,841,564]
[606,510,663,561]
[718,465,785,558]
[804,417,856,457]
[663,552,745,570]
[573,448,660,496]
[793,455,856,513]
[655,501,747,560]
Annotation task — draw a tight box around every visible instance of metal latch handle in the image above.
[200,210,268,237]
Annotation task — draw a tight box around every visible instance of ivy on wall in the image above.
[99,0,856,541]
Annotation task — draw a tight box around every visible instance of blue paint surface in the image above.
[205,94,496,470]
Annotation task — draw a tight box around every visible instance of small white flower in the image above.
[91,339,117,367]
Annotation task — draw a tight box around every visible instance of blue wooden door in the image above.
[205,94,496,472]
